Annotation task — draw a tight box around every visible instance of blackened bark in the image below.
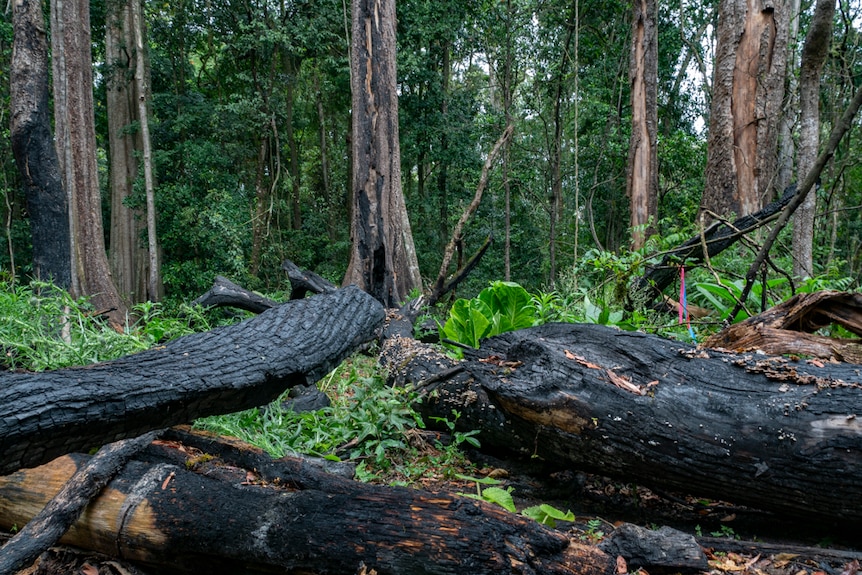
[0,431,160,575]
[0,431,615,575]
[384,323,862,526]
[343,0,421,307]
[9,0,71,288]
[0,286,384,476]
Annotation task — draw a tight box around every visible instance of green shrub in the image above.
[440,281,537,352]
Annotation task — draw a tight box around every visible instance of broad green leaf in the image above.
[480,486,517,513]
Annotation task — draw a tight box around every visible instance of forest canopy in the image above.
[1,0,861,307]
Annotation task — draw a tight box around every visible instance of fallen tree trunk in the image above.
[0,429,614,575]
[0,431,161,575]
[0,286,384,476]
[382,323,862,526]
[705,290,862,363]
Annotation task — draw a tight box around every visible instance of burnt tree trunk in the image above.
[0,286,384,476]
[383,323,862,526]
[9,0,71,287]
[343,0,422,307]
[0,428,614,575]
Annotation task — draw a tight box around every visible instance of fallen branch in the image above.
[0,431,161,575]
[429,124,514,305]
[0,429,615,575]
[0,286,384,476]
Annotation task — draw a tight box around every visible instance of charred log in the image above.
[382,323,862,526]
[0,432,160,575]
[0,286,384,476]
[0,429,615,575]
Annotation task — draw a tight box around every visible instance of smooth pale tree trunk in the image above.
[776,0,801,195]
[700,0,790,218]
[131,0,163,301]
[792,0,835,278]
[52,0,129,327]
[548,2,577,286]
[626,0,658,249]
[106,0,148,304]
[344,0,421,308]
[10,0,71,288]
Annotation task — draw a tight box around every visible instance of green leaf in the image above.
[480,486,517,513]
[442,298,493,348]
[478,281,536,333]
[521,504,574,527]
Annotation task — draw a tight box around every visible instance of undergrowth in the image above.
[194,355,478,485]
[0,280,214,371]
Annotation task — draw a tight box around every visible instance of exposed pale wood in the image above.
[0,430,615,575]
[705,291,862,362]
[0,432,160,575]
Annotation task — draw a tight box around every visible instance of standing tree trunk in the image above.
[343,0,422,308]
[626,0,658,249]
[700,0,790,218]
[105,0,147,304]
[52,0,129,327]
[792,0,835,278]
[775,0,801,195]
[9,0,71,288]
[130,0,163,301]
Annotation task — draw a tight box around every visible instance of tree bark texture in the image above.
[791,0,835,278]
[106,0,148,304]
[383,323,862,526]
[0,286,384,476]
[0,431,159,575]
[52,0,129,327]
[0,430,615,575]
[626,0,658,249]
[701,0,789,218]
[344,0,422,308]
[705,290,862,362]
[9,0,71,288]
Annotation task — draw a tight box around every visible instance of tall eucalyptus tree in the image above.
[700,0,791,218]
[52,0,128,326]
[626,0,658,249]
[792,0,836,278]
[9,0,70,287]
[105,0,162,304]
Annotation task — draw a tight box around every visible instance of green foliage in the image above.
[521,504,575,528]
[690,273,856,324]
[456,474,517,513]
[456,473,575,526]
[429,409,482,449]
[440,281,537,351]
[195,362,427,470]
[0,281,213,372]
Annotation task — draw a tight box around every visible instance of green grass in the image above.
[0,280,215,372]
[194,355,477,484]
